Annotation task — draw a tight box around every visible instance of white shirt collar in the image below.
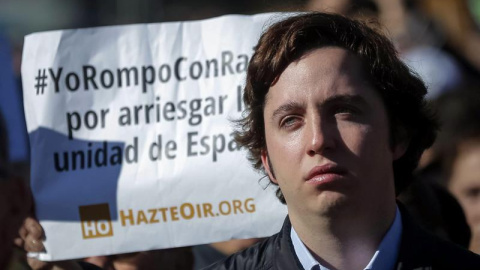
[291,206,403,270]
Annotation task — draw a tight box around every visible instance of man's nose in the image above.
[306,118,335,156]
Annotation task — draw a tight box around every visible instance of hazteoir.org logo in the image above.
[79,203,113,239]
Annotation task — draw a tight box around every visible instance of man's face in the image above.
[261,48,403,218]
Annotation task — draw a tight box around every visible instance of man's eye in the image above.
[465,187,480,200]
[280,116,301,128]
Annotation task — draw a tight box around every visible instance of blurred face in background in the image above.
[448,141,480,234]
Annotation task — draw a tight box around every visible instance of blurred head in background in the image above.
[432,86,480,253]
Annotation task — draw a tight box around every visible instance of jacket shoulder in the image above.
[430,236,480,269]
[398,204,480,269]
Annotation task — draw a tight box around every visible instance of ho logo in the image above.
[79,203,113,239]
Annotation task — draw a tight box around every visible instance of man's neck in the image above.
[289,199,397,270]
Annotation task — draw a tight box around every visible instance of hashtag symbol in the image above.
[34,69,48,95]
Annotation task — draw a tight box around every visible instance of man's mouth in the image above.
[305,164,348,185]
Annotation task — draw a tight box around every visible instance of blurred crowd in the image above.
[2,0,480,269]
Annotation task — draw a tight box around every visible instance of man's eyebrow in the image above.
[323,94,368,106]
[271,102,305,119]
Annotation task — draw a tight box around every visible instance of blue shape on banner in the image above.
[29,127,123,221]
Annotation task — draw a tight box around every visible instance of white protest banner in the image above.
[21,13,288,261]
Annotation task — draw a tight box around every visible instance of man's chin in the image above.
[312,191,350,216]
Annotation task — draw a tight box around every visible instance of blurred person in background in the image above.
[417,0,480,76]
[429,86,480,254]
[0,27,33,270]
[0,112,31,269]
[0,31,30,182]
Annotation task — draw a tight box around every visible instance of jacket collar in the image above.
[273,204,435,270]
[395,203,435,270]
[273,216,304,270]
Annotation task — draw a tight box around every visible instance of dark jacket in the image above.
[205,207,480,270]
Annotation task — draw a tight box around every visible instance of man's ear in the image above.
[261,150,278,184]
[392,128,411,161]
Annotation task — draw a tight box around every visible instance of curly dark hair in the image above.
[235,12,437,203]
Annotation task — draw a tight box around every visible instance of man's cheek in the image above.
[463,201,480,226]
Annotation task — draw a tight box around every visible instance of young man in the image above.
[207,12,480,270]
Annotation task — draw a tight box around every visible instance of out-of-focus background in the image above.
[3,0,480,269]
